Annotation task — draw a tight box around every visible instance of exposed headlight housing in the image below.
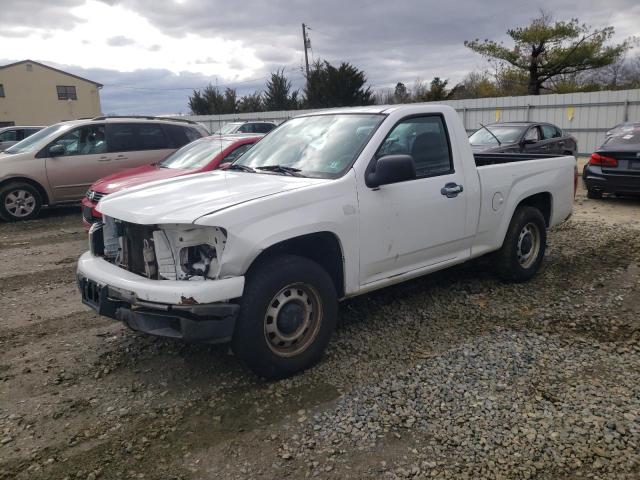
[153,226,227,281]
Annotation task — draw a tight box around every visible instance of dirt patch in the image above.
[1,195,639,479]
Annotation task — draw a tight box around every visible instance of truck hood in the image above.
[97,170,330,225]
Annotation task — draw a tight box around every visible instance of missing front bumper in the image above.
[78,276,239,344]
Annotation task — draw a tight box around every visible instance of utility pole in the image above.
[302,23,311,87]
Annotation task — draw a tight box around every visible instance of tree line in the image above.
[188,61,374,115]
[188,12,639,115]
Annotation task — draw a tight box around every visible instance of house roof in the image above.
[0,59,103,88]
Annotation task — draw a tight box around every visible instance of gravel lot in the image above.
[1,183,639,480]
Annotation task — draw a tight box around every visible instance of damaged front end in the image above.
[82,216,239,344]
[91,216,227,282]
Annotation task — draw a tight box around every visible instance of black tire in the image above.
[232,254,338,380]
[586,188,603,200]
[494,206,547,283]
[0,182,43,221]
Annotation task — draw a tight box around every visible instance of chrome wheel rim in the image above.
[264,283,322,358]
[517,222,540,269]
[5,189,36,218]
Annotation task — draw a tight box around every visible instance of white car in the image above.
[77,104,576,379]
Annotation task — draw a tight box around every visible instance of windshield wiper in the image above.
[255,165,303,176]
[479,123,502,146]
[226,164,256,173]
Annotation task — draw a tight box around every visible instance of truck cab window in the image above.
[377,116,452,177]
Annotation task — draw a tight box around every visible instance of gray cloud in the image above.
[106,35,136,47]
[2,0,638,114]
[98,0,639,89]
[0,0,86,30]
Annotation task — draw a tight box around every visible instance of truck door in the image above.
[357,114,469,286]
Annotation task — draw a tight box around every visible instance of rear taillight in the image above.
[589,153,618,167]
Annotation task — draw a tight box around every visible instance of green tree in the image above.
[188,84,237,114]
[464,12,630,94]
[305,60,373,108]
[414,77,456,101]
[264,69,299,110]
[238,91,264,113]
[393,82,410,103]
[188,89,209,115]
[221,88,238,114]
[451,71,500,99]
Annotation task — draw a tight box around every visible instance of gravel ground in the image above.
[1,185,639,480]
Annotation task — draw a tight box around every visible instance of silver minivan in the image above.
[0,116,208,221]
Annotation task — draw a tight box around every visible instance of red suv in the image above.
[81,134,262,227]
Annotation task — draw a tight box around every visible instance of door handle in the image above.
[115,154,128,160]
[98,156,112,162]
[441,182,463,198]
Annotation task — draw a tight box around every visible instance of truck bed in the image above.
[474,152,563,167]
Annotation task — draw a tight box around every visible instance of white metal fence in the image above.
[176,89,640,155]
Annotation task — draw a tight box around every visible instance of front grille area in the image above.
[86,190,107,203]
[118,222,159,278]
[99,218,159,279]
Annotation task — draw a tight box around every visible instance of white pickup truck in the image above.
[77,104,576,379]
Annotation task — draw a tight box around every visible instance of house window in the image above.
[57,85,77,100]
[0,84,4,97]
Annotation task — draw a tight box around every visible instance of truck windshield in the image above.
[234,114,384,178]
[469,126,526,145]
[5,123,72,154]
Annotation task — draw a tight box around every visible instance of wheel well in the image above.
[249,232,345,297]
[517,192,551,226]
[0,177,50,205]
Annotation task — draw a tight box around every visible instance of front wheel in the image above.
[494,206,547,283]
[0,182,43,221]
[232,254,338,380]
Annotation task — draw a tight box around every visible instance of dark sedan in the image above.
[583,123,640,199]
[469,122,577,156]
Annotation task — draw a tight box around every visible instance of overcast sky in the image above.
[1,0,638,114]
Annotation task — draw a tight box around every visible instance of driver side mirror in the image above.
[521,138,538,145]
[366,154,416,189]
[49,144,65,157]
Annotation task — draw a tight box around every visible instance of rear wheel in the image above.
[232,254,337,380]
[494,206,547,283]
[0,182,42,221]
